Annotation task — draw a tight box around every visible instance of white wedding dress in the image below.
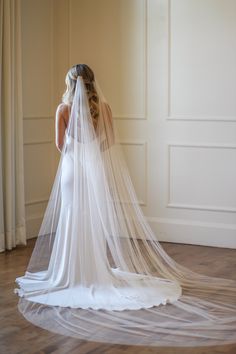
[16,133,181,310]
[15,77,236,347]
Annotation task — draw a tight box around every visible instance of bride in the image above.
[15,64,236,346]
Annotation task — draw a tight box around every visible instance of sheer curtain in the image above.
[0,0,26,252]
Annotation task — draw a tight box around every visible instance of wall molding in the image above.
[166,115,236,122]
[166,203,236,213]
[25,198,49,206]
[165,0,236,122]
[23,115,54,120]
[26,213,236,248]
[24,140,53,146]
[113,114,146,121]
[167,143,236,213]
[119,140,147,146]
[147,216,236,248]
[168,143,236,149]
[147,216,236,230]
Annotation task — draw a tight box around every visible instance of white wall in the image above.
[147,0,236,248]
[21,0,236,247]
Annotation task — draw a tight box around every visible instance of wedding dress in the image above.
[15,77,236,346]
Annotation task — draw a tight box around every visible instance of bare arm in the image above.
[55,104,67,152]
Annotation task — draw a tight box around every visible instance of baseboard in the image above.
[147,217,236,249]
[26,214,236,249]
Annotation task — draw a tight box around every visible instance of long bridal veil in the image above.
[15,76,236,347]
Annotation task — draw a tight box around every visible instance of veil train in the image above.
[15,76,236,347]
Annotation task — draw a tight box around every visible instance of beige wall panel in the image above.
[24,143,55,203]
[52,0,70,107]
[169,145,236,212]
[23,118,54,143]
[21,0,56,238]
[69,0,146,119]
[21,0,53,117]
[170,0,236,118]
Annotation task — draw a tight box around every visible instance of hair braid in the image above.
[62,64,99,130]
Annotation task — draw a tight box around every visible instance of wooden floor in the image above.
[1,239,236,354]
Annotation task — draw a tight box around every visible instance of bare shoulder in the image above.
[56,103,69,116]
[55,103,70,125]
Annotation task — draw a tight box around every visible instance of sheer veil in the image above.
[15,75,236,347]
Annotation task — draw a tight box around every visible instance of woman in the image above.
[55,64,114,153]
[15,64,236,346]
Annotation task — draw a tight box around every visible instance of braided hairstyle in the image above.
[62,64,99,129]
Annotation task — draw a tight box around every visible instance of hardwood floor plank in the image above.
[1,239,236,354]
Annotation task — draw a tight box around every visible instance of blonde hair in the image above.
[62,64,99,128]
